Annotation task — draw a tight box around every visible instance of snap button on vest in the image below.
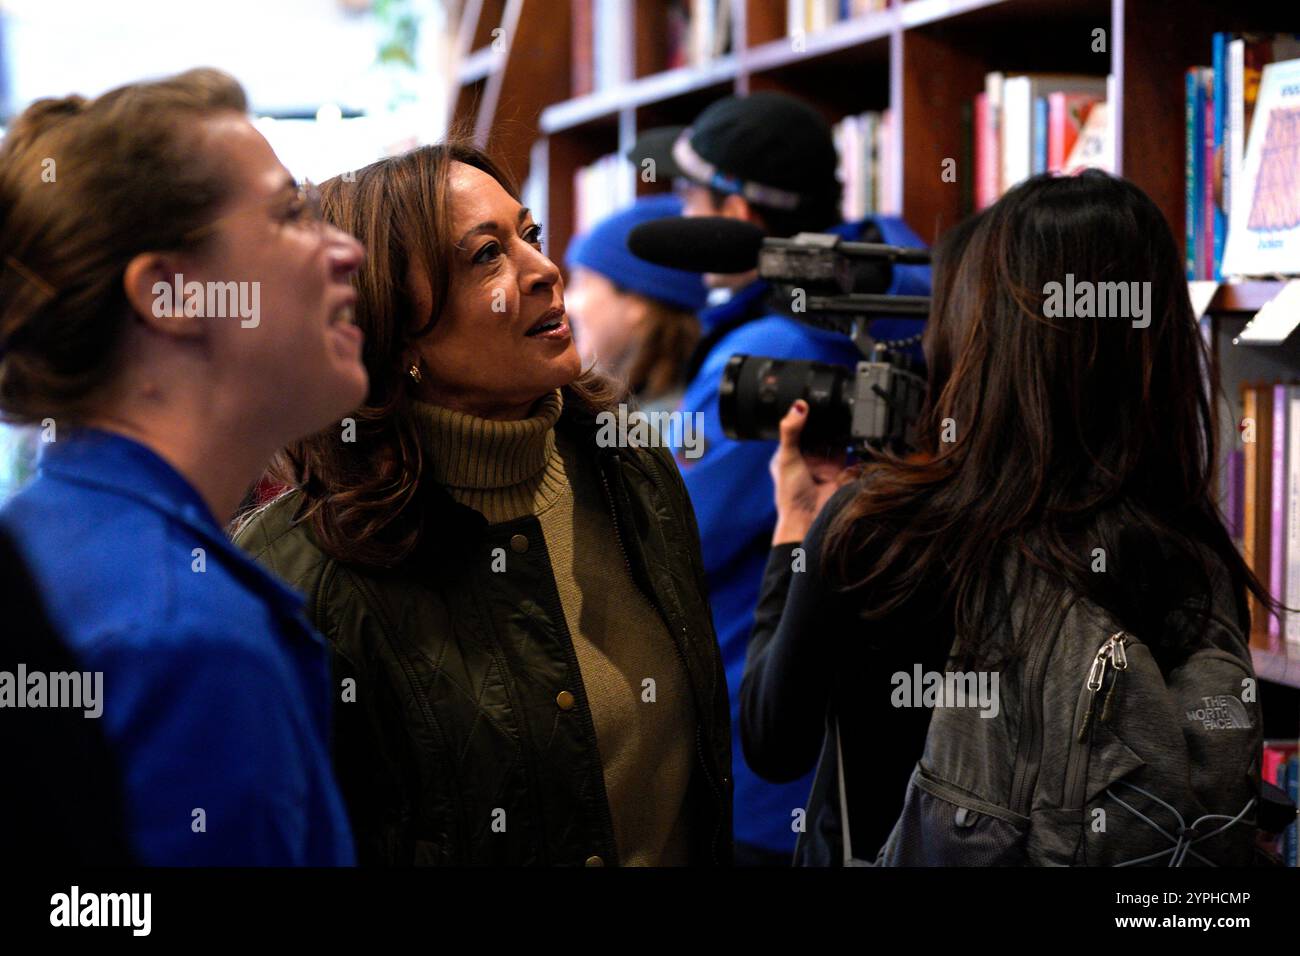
[556,690,576,710]
[585,855,604,867]
[510,533,529,553]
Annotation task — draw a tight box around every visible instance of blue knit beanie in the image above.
[565,194,709,312]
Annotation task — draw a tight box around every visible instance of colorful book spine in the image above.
[1228,38,1246,231]
[1201,68,1214,282]
[1047,92,1102,172]
[1264,741,1298,790]
[878,109,896,215]
[571,0,594,96]
[959,100,974,216]
[1032,96,1048,175]
[1185,69,1199,280]
[1243,384,1274,649]
[863,112,878,218]
[985,73,1004,203]
[1226,447,1244,542]
[1212,32,1228,281]
[1270,384,1288,650]
[1289,387,1300,651]
[1001,76,1032,192]
[974,92,994,210]
[1284,757,1298,867]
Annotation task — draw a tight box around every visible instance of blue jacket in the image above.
[676,215,930,854]
[0,428,355,866]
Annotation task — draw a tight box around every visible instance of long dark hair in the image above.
[824,171,1271,665]
[266,139,620,568]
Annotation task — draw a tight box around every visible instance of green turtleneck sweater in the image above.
[410,390,696,866]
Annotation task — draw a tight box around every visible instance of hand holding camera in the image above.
[770,400,852,546]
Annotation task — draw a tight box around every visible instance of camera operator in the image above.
[742,173,1268,866]
[632,91,930,865]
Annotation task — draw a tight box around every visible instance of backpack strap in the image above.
[835,717,855,866]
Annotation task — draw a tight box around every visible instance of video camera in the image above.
[626,217,931,454]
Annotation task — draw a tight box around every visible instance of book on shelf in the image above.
[1242,383,1274,650]
[1185,67,1216,280]
[689,0,731,65]
[593,0,629,91]
[1046,91,1102,172]
[1271,384,1289,646]
[573,153,632,235]
[1288,386,1300,650]
[1225,447,1245,544]
[1233,381,1300,654]
[1178,34,1300,279]
[1222,55,1300,278]
[1203,67,1215,286]
[1263,741,1298,865]
[973,73,1108,209]
[1001,75,1107,193]
[1227,36,1300,274]
[834,110,896,221]
[1213,33,1228,283]
[974,91,995,210]
[571,0,594,97]
[666,0,690,70]
[1284,754,1298,867]
[1190,33,1300,278]
[787,0,887,37]
[570,0,734,95]
[1062,95,1112,177]
[1186,68,1202,279]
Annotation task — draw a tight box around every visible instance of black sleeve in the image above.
[0,529,133,864]
[740,482,859,783]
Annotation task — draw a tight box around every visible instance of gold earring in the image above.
[408,363,422,384]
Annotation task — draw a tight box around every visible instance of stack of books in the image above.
[571,0,734,95]
[972,72,1111,210]
[572,153,631,236]
[1228,382,1300,657]
[833,110,898,220]
[1263,740,1298,865]
[786,0,888,36]
[1200,34,1300,281]
[571,0,628,94]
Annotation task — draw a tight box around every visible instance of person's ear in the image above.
[623,294,650,329]
[719,192,759,226]
[123,252,207,340]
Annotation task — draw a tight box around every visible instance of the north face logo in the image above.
[1185,695,1252,730]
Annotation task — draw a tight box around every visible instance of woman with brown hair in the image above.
[235,142,732,866]
[564,194,706,413]
[743,171,1268,866]
[0,68,364,864]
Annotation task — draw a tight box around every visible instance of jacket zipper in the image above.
[1064,631,1129,809]
[598,455,725,864]
[1009,595,1067,817]
[1008,590,1071,816]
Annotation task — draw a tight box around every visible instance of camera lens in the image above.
[719,354,853,447]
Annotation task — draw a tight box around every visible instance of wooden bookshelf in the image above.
[450,0,1298,256]
[1210,281,1293,315]
[447,0,1300,703]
